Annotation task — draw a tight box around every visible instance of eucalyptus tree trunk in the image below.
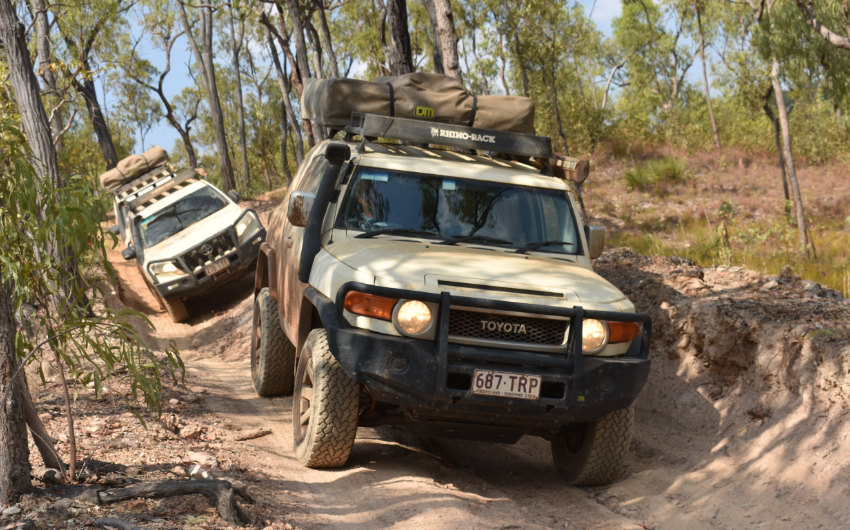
[32,0,63,146]
[313,0,340,78]
[0,286,30,504]
[179,3,236,192]
[263,21,305,165]
[423,0,444,74]
[0,0,60,189]
[72,71,119,169]
[385,0,414,75]
[695,2,720,149]
[431,0,462,81]
[283,0,322,145]
[227,3,250,190]
[762,87,790,204]
[770,58,809,255]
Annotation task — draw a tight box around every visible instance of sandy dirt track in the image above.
[91,193,850,530]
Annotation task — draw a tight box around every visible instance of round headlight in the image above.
[395,300,432,336]
[581,319,609,354]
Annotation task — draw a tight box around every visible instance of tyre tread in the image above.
[252,288,296,396]
[294,329,359,468]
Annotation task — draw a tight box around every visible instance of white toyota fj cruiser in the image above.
[251,113,651,485]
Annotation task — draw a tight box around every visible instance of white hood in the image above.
[144,203,244,262]
[324,234,631,310]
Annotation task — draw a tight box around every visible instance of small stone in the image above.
[761,280,779,291]
[188,464,209,479]
[180,425,204,439]
[169,398,180,406]
[3,506,22,515]
[171,465,188,477]
[191,338,202,348]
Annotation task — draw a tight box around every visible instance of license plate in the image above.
[204,258,229,276]
[471,370,541,400]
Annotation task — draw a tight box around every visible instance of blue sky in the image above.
[581,0,621,35]
[136,1,622,156]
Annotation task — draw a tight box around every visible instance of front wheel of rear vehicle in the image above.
[162,296,189,323]
[292,328,359,468]
[551,405,634,486]
[251,288,296,396]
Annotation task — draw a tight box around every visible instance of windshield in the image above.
[138,187,227,247]
[337,167,581,255]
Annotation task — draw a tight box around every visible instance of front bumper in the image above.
[152,225,266,300]
[308,282,651,432]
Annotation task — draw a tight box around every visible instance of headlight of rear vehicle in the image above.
[236,211,261,244]
[149,261,186,284]
[581,318,609,354]
[394,300,433,336]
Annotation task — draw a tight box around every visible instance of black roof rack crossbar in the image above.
[346,113,553,160]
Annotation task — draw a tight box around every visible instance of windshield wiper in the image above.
[514,240,573,254]
[355,228,439,239]
[439,234,513,246]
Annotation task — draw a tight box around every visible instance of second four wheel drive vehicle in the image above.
[251,76,651,486]
[101,147,266,322]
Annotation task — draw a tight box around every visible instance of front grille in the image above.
[182,232,236,271]
[448,309,568,346]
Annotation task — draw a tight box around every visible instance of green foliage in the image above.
[0,110,183,418]
[622,156,689,192]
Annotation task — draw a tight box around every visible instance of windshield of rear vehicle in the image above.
[337,167,581,255]
[138,187,227,247]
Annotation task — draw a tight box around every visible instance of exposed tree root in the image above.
[83,479,252,526]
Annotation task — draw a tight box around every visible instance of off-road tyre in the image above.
[551,405,634,486]
[162,296,189,323]
[292,328,359,468]
[251,288,296,396]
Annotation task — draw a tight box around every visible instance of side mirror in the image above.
[227,190,241,203]
[585,225,606,259]
[108,225,120,235]
[121,246,137,261]
[287,191,316,228]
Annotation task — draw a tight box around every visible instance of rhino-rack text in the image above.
[431,127,496,144]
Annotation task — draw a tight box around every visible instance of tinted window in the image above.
[337,167,580,254]
[139,187,227,247]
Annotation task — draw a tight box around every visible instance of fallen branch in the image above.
[93,479,251,525]
[93,517,144,530]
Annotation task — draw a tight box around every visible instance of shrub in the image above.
[622,156,689,192]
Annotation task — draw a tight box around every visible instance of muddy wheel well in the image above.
[296,298,324,356]
[254,251,269,296]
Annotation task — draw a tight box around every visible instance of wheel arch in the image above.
[254,242,275,297]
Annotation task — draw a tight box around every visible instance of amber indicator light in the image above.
[343,291,397,321]
[608,321,639,343]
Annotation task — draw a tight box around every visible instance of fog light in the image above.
[582,319,609,354]
[395,300,432,336]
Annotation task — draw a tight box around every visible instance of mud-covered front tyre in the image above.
[292,328,359,468]
[551,405,634,486]
[251,288,296,396]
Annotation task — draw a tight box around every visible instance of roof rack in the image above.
[345,113,554,160]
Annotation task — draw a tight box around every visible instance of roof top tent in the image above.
[302,73,589,183]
